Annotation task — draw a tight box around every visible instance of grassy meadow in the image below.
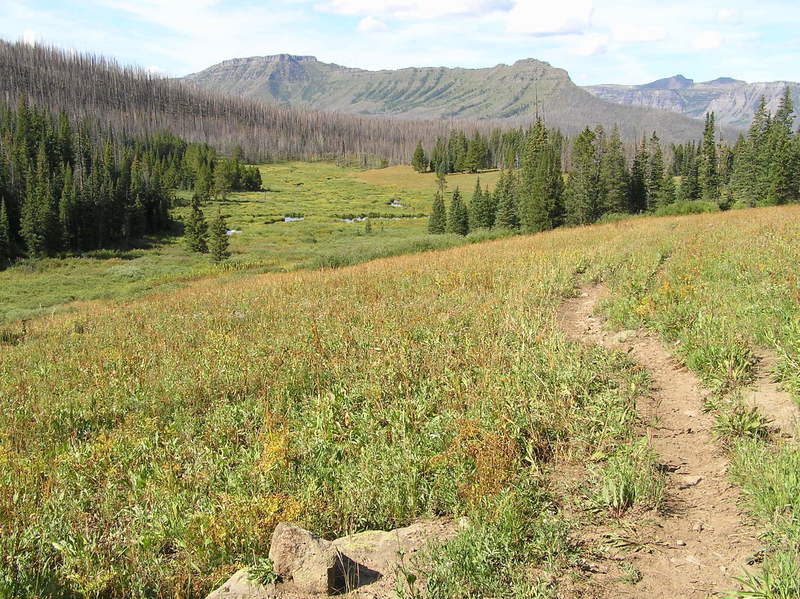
[1,203,799,598]
[0,162,498,324]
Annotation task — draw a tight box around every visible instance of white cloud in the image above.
[611,24,666,43]
[717,8,741,23]
[506,0,593,36]
[693,30,723,50]
[319,0,510,20]
[146,65,163,73]
[357,16,388,32]
[22,29,39,45]
[569,32,608,56]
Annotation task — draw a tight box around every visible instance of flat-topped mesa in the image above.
[218,54,319,67]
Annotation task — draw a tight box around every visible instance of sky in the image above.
[1,0,799,85]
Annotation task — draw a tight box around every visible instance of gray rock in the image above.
[269,523,357,595]
[677,475,702,490]
[611,330,636,344]
[205,569,275,599]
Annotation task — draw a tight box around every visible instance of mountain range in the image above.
[585,75,800,129]
[182,55,741,145]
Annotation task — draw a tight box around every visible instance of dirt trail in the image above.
[559,285,759,598]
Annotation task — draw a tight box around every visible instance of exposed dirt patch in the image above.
[559,285,760,598]
[746,349,799,437]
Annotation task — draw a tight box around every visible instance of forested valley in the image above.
[2,39,799,267]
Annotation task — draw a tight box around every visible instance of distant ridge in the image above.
[585,75,799,128]
[182,54,738,144]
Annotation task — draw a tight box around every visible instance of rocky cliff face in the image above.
[585,76,799,129]
[182,55,733,144]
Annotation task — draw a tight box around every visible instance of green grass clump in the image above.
[729,441,800,597]
[654,200,720,217]
[400,484,571,599]
[588,441,665,517]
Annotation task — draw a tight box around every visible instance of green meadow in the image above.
[0,163,497,323]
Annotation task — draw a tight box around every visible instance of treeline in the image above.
[429,90,799,236]
[428,119,566,235]
[0,99,261,264]
[412,128,533,175]
[669,92,800,207]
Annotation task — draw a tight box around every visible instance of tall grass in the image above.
[1,205,798,597]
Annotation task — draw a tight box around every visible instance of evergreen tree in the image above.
[465,132,487,173]
[731,97,772,206]
[629,138,648,213]
[411,141,428,173]
[484,185,496,228]
[0,199,10,266]
[766,87,796,205]
[21,142,56,257]
[428,190,446,234]
[565,127,601,225]
[214,159,237,200]
[209,209,231,262]
[470,176,494,229]
[494,170,519,230]
[523,145,564,232]
[58,165,78,251]
[195,160,214,200]
[518,120,563,232]
[646,133,667,211]
[699,112,719,200]
[185,194,208,253]
[446,187,469,235]
[600,126,630,214]
[678,153,700,201]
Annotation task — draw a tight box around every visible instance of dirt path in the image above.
[559,285,759,598]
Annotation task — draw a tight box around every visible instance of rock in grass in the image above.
[269,523,357,594]
[205,569,274,598]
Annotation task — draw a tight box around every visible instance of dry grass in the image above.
[1,205,799,598]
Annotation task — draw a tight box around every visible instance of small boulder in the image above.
[611,330,636,344]
[269,523,357,595]
[677,475,702,490]
[205,569,274,599]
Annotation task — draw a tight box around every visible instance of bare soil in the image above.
[746,349,799,437]
[558,285,760,598]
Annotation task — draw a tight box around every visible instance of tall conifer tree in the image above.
[0,199,10,266]
[209,209,231,262]
[699,112,719,200]
[446,187,469,236]
[428,191,446,234]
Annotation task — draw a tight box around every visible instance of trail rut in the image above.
[559,285,759,598]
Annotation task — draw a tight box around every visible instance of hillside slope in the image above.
[2,205,799,597]
[585,75,800,128]
[183,55,735,143]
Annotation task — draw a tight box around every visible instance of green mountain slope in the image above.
[183,55,736,143]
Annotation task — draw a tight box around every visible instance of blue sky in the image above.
[2,0,799,85]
